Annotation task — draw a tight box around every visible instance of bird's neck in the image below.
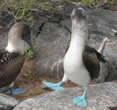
[65,31,86,65]
[5,40,24,55]
[70,31,85,56]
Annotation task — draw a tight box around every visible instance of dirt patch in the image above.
[11,70,117,101]
[12,73,76,101]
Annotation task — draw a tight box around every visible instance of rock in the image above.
[0,93,19,110]
[33,22,70,78]
[95,61,109,82]
[14,82,117,110]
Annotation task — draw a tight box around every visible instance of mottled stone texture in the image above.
[0,93,19,110]
[14,82,117,110]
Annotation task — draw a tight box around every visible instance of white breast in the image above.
[64,35,90,87]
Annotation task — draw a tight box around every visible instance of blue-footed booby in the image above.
[43,8,105,107]
[0,22,34,95]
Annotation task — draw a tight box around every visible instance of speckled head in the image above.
[71,8,88,40]
[6,22,34,55]
[71,8,87,29]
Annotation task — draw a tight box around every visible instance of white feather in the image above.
[63,28,90,87]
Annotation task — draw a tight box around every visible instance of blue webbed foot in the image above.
[6,88,24,95]
[42,80,64,91]
[72,90,87,107]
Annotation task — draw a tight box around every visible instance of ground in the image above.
[13,73,117,101]
[13,74,76,101]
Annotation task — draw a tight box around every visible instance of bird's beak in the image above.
[24,38,34,53]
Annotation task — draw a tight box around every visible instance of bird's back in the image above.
[0,49,25,88]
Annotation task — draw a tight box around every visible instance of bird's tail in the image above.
[97,37,109,55]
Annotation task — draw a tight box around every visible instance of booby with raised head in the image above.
[0,22,34,95]
[43,8,105,107]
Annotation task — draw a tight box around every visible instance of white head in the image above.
[71,8,88,40]
[5,22,34,55]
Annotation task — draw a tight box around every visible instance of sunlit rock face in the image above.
[13,82,117,110]
[0,93,19,110]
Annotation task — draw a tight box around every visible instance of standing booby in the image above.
[43,8,105,107]
[0,22,34,95]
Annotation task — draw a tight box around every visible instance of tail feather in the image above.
[98,37,109,54]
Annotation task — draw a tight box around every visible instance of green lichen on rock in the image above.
[39,2,53,11]
[24,49,34,59]
[0,0,117,22]
[108,0,117,8]
[81,0,96,5]
[5,0,37,22]
[38,1,63,13]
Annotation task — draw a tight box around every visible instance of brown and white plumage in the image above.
[0,51,24,88]
[83,46,105,80]
[0,22,33,94]
[65,44,105,80]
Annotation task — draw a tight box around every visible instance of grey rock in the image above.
[14,82,117,110]
[0,93,19,110]
[95,61,109,82]
[33,22,70,78]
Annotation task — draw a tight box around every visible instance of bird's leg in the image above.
[6,88,24,95]
[72,88,87,107]
[97,37,109,54]
[42,74,68,91]
[5,82,24,95]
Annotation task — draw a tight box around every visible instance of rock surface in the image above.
[13,82,117,110]
[0,93,19,110]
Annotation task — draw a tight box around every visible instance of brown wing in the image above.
[65,44,105,80]
[83,46,105,80]
[0,51,25,88]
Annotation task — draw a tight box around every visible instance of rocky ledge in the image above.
[0,93,19,110]
[13,82,117,110]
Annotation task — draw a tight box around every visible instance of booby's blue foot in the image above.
[72,90,87,107]
[6,88,24,95]
[42,80,64,91]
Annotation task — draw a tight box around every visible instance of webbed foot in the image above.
[72,90,87,107]
[42,81,64,91]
